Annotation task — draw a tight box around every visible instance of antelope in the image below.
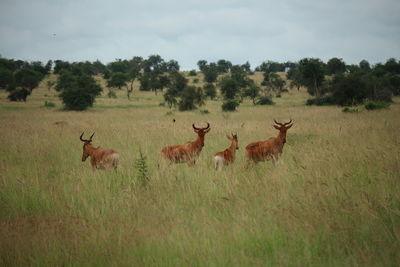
[213,133,239,171]
[80,132,119,170]
[245,119,293,166]
[160,123,211,166]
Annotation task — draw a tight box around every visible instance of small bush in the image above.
[364,101,390,110]
[306,95,336,106]
[222,99,240,111]
[43,101,56,108]
[135,150,150,187]
[192,78,199,84]
[342,107,359,113]
[255,96,275,105]
[199,109,209,114]
[188,70,197,76]
[8,88,31,102]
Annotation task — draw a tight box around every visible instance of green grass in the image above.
[0,78,399,266]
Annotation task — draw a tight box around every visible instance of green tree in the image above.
[326,57,346,75]
[298,58,326,98]
[107,72,131,99]
[57,71,102,110]
[359,59,371,72]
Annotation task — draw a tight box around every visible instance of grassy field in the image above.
[0,74,399,266]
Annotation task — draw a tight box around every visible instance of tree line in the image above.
[0,55,399,111]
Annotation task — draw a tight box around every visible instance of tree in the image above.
[203,83,216,99]
[163,72,204,110]
[107,72,131,99]
[326,57,346,75]
[298,58,326,98]
[256,60,285,73]
[359,59,371,72]
[202,63,219,83]
[0,68,14,90]
[217,59,232,73]
[262,72,286,97]
[242,81,261,104]
[57,71,102,110]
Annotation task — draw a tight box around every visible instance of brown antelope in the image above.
[80,132,119,170]
[213,133,239,171]
[160,123,211,166]
[245,119,293,166]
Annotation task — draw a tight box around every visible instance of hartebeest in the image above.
[213,133,239,171]
[245,119,293,166]
[160,123,211,166]
[80,132,119,170]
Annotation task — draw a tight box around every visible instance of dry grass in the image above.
[0,75,399,266]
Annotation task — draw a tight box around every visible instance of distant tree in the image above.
[163,72,204,110]
[57,71,102,110]
[107,59,129,73]
[326,57,346,75]
[197,60,208,72]
[217,59,232,73]
[8,88,30,102]
[242,81,261,104]
[166,60,180,73]
[287,66,302,90]
[359,60,371,72]
[203,83,216,100]
[241,61,251,73]
[107,72,131,98]
[0,68,14,90]
[262,72,286,97]
[298,58,326,98]
[202,63,219,83]
[256,60,285,74]
[53,60,71,74]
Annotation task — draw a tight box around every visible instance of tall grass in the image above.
[0,80,399,266]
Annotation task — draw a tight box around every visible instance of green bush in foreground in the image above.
[364,101,390,110]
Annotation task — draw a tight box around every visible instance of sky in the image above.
[0,0,399,70]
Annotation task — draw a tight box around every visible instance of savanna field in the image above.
[1,73,399,266]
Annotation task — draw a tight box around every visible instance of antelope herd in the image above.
[80,120,293,171]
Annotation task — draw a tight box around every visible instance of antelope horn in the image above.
[80,132,86,142]
[192,123,200,130]
[204,122,210,129]
[284,119,293,126]
[89,132,95,141]
[273,119,283,126]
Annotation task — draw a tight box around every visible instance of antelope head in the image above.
[227,133,239,150]
[192,122,211,138]
[273,119,293,143]
[80,132,95,161]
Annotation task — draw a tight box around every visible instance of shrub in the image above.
[255,96,275,105]
[8,88,30,102]
[57,72,102,110]
[188,70,197,76]
[135,150,150,187]
[306,95,336,106]
[222,99,240,111]
[342,107,359,113]
[364,101,390,110]
[43,101,56,108]
[203,83,216,99]
[199,109,209,114]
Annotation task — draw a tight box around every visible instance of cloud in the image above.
[1,0,399,69]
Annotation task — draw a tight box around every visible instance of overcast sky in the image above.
[0,0,399,70]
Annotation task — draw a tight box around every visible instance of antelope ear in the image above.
[205,128,211,133]
[273,125,280,130]
[226,135,232,140]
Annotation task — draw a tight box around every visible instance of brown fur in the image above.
[245,120,293,165]
[80,132,119,170]
[160,123,211,166]
[213,134,239,170]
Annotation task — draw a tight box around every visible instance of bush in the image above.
[222,99,240,111]
[57,72,102,110]
[8,88,30,102]
[188,70,197,76]
[199,109,209,114]
[364,101,390,110]
[342,107,359,113]
[43,101,56,108]
[255,96,275,105]
[203,83,216,99]
[306,95,336,106]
